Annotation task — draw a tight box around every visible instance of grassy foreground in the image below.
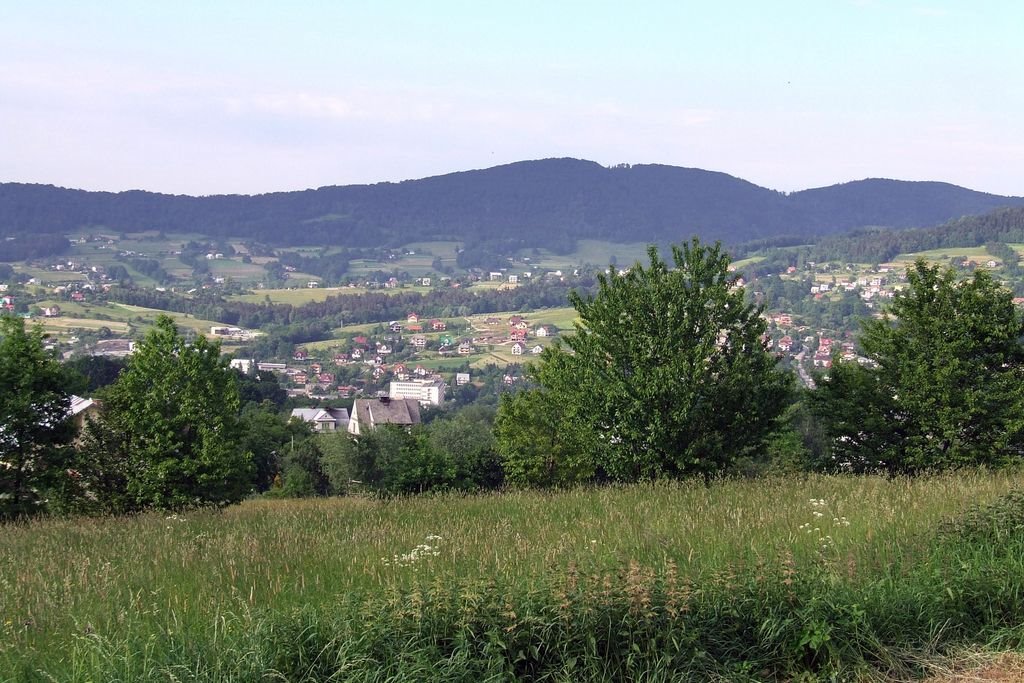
[3,472,1024,681]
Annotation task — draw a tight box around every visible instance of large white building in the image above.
[388,378,447,406]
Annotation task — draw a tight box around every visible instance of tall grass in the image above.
[3,471,1023,681]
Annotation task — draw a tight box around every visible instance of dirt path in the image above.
[921,653,1024,682]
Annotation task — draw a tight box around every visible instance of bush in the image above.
[939,488,1024,545]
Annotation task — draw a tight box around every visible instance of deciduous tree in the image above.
[497,239,793,483]
[101,315,252,509]
[0,316,73,519]
[814,261,1024,473]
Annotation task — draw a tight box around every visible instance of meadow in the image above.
[3,471,1024,681]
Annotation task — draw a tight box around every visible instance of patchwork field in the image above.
[3,472,1024,680]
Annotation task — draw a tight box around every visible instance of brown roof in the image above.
[354,397,422,429]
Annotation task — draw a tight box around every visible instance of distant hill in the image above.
[2,158,1023,251]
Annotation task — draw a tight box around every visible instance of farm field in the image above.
[227,285,433,305]
[28,300,230,338]
[890,246,994,266]
[3,471,1024,680]
[33,315,132,336]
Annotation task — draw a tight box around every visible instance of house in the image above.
[508,275,519,284]
[333,353,349,365]
[317,372,335,384]
[777,335,793,352]
[535,325,554,337]
[350,348,363,361]
[389,321,403,333]
[307,281,320,288]
[41,305,61,317]
[531,344,543,355]
[458,342,473,355]
[348,396,422,435]
[68,395,100,435]
[293,348,309,361]
[310,363,322,374]
[510,330,527,342]
[489,272,503,281]
[377,344,392,355]
[292,373,308,385]
[430,319,447,331]
[407,312,420,323]
[290,407,350,433]
[411,335,427,348]
[455,372,471,386]
[229,358,254,374]
[511,341,526,355]
[414,365,428,377]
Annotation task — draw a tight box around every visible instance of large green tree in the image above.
[0,316,74,519]
[498,239,793,484]
[813,260,1024,474]
[100,315,252,509]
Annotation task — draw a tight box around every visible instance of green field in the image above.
[521,239,653,270]
[3,472,1024,679]
[731,255,766,269]
[206,259,268,280]
[227,285,433,305]
[29,300,231,337]
[33,316,132,336]
[890,246,994,266]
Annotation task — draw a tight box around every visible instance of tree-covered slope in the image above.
[2,158,1022,250]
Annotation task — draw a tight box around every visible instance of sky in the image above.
[1,1,1022,196]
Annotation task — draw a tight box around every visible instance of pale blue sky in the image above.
[1,1,1022,195]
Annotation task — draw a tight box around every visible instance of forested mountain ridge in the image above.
[3,158,1023,251]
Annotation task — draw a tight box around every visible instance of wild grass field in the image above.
[3,471,1024,681]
